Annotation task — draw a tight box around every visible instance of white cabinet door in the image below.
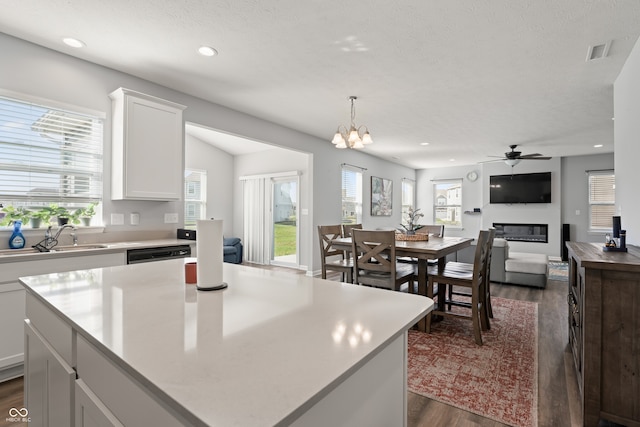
[24,320,75,427]
[110,88,186,201]
[75,379,124,427]
[0,283,25,376]
[0,252,125,379]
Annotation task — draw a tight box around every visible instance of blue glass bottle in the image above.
[9,220,26,249]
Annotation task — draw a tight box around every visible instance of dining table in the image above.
[332,234,473,331]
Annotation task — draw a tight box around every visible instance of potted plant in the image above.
[29,208,53,229]
[0,205,31,227]
[398,207,424,235]
[72,203,97,226]
[49,204,71,225]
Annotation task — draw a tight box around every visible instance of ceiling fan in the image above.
[485,145,551,166]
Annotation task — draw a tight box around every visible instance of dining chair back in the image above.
[426,229,492,345]
[416,224,445,237]
[351,229,414,291]
[317,225,353,283]
[342,223,363,237]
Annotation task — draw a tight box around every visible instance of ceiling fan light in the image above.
[505,158,521,166]
[362,132,373,144]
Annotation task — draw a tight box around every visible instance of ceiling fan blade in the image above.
[522,156,552,160]
[518,153,543,158]
[478,158,506,163]
[486,155,507,158]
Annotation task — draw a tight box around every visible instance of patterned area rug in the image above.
[408,297,538,427]
[548,261,568,281]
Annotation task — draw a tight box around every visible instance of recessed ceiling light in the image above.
[449,158,455,162]
[594,144,603,148]
[198,46,218,57]
[420,142,429,146]
[63,37,85,48]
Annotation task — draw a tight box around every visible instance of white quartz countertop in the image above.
[0,238,194,262]
[20,258,432,426]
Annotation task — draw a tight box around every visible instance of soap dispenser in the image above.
[9,220,26,249]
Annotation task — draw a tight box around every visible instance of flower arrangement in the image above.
[398,207,424,235]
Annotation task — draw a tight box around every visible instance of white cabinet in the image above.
[75,380,124,427]
[0,283,25,381]
[24,319,75,427]
[0,252,125,380]
[110,88,186,201]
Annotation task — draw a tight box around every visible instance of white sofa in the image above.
[455,238,548,288]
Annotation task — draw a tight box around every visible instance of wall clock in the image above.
[467,171,478,182]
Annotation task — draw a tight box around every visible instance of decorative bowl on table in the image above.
[395,232,429,241]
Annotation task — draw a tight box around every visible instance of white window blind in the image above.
[401,178,415,216]
[184,169,207,228]
[0,95,103,209]
[588,171,615,230]
[341,165,362,224]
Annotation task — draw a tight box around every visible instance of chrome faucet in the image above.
[44,224,77,249]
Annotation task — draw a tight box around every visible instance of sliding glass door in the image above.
[271,176,299,266]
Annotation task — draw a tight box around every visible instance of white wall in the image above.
[417,159,562,256]
[560,153,614,244]
[614,35,640,245]
[185,133,234,235]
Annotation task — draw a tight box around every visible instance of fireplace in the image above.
[492,223,548,243]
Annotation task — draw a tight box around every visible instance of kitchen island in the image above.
[20,258,432,426]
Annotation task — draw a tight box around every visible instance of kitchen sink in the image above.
[49,244,108,252]
[0,244,108,256]
[0,247,42,255]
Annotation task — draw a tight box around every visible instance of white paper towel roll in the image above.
[196,219,226,290]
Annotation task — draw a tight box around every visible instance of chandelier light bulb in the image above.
[362,131,373,144]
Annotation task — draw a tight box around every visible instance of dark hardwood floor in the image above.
[0,263,599,426]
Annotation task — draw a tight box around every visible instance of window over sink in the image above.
[0,92,104,228]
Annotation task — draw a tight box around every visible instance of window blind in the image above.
[588,171,615,229]
[341,165,362,224]
[0,96,103,208]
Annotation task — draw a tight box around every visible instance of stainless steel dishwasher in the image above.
[126,245,191,264]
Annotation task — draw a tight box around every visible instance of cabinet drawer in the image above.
[76,335,187,426]
[25,293,72,366]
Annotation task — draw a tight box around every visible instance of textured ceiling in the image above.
[2,0,639,168]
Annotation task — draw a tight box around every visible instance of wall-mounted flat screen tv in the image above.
[489,172,551,204]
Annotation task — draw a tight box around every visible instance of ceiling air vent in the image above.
[586,41,611,61]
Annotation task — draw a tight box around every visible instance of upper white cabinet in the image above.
[110,88,186,200]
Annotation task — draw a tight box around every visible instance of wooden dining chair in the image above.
[318,225,354,283]
[426,229,492,345]
[351,229,415,291]
[341,223,362,237]
[446,227,496,321]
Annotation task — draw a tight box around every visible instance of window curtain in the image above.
[242,177,267,264]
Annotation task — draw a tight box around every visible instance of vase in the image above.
[81,217,91,226]
[30,218,42,229]
[58,217,69,226]
[406,230,416,236]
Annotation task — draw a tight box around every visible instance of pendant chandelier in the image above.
[331,96,373,149]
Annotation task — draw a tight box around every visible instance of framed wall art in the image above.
[371,176,392,216]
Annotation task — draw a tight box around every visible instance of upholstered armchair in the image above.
[223,237,243,264]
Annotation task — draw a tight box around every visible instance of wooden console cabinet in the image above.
[566,242,640,427]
